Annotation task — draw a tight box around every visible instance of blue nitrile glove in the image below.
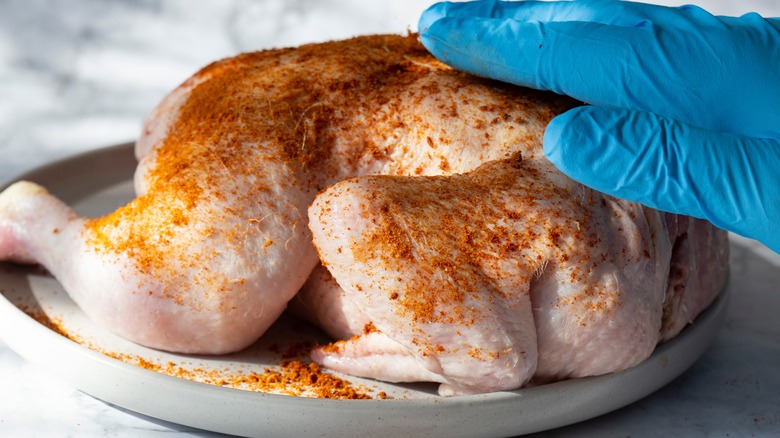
[419,0,780,253]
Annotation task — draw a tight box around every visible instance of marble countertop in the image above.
[1,1,778,436]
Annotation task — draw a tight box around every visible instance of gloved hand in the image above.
[419,0,780,253]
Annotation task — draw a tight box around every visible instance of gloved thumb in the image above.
[544,106,780,253]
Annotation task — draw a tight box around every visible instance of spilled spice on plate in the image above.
[21,307,76,341]
[21,308,385,400]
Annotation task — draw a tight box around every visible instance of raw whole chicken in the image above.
[0,34,728,394]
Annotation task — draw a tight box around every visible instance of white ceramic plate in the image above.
[0,144,729,438]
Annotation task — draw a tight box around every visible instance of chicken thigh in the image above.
[0,34,574,354]
[297,174,728,394]
[306,153,682,395]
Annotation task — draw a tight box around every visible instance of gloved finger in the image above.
[544,106,780,253]
[419,0,601,33]
[419,1,727,35]
[421,14,780,138]
[420,16,647,103]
